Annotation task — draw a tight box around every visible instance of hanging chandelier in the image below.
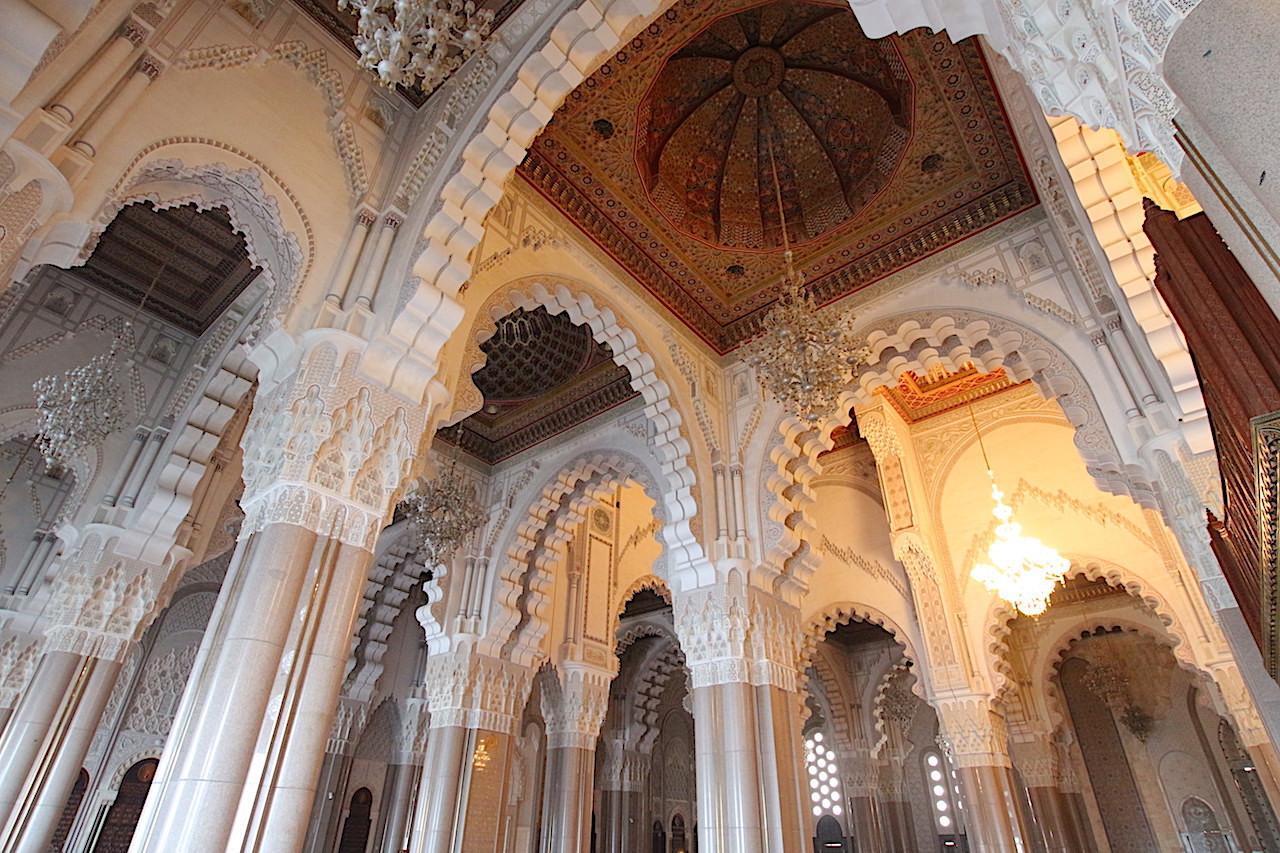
[338,0,494,89]
[967,406,1069,616]
[403,425,486,569]
[743,141,869,424]
[33,342,125,469]
[31,206,188,470]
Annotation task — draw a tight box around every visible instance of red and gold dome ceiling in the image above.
[636,2,910,251]
[517,0,1037,353]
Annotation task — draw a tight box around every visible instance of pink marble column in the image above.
[410,724,469,853]
[131,523,319,852]
[0,650,79,817]
[234,539,374,850]
[0,653,120,851]
[955,764,1034,852]
[1027,785,1092,853]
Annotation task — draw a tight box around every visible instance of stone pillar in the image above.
[540,664,610,853]
[935,696,1034,853]
[877,775,918,853]
[411,724,469,853]
[676,580,807,853]
[328,210,377,305]
[596,742,645,853]
[408,649,534,853]
[351,212,402,309]
[0,542,167,852]
[841,748,886,853]
[69,54,161,158]
[0,650,81,818]
[46,20,145,124]
[379,762,420,853]
[130,345,424,852]
[1012,737,1095,853]
[0,654,120,852]
[235,542,375,850]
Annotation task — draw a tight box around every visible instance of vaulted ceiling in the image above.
[444,307,639,464]
[517,0,1037,352]
[76,202,260,336]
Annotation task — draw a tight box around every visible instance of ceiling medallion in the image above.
[404,425,486,568]
[967,405,1068,616]
[744,143,869,424]
[339,0,493,89]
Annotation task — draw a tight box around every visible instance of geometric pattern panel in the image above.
[448,307,638,464]
[76,202,259,336]
[518,0,1037,352]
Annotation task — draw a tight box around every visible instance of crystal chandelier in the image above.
[33,341,125,469]
[967,406,1069,616]
[31,205,186,470]
[743,141,869,424]
[338,0,493,89]
[403,425,486,569]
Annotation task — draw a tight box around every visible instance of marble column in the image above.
[540,665,610,853]
[352,213,402,309]
[234,540,374,850]
[70,54,161,158]
[677,581,813,853]
[1026,785,1091,853]
[540,744,596,853]
[131,523,319,852]
[407,649,532,853]
[303,749,355,853]
[0,654,121,851]
[328,210,376,305]
[936,698,1034,853]
[0,650,79,816]
[378,762,419,853]
[47,20,145,124]
[409,724,469,853]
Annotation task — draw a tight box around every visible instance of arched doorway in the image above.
[651,819,666,853]
[337,787,374,853]
[814,814,846,851]
[670,813,687,852]
[93,758,157,852]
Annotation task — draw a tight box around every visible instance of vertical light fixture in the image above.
[967,404,1068,615]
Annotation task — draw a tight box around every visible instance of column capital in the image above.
[420,648,534,735]
[933,694,1012,769]
[118,19,148,46]
[41,536,185,662]
[356,209,378,228]
[239,332,427,551]
[673,581,802,691]
[542,664,611,750]
[0,633,42,710]
[598,739,648,792]
[136,54,164,80]
[326,695,370,755]
[1009,736,1061,788]
[1210,661,1271,747]
[395,697,430,764]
